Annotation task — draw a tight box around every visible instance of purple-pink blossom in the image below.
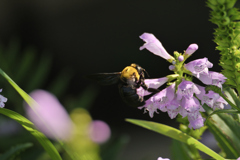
[181,97,201,112]
[212,97,227,110]
[139,33,174,61]
[185,57,213,78]
[196,85,220,108]
[88,120,111,144]
[197,71,226,89]
[188,112,205,130]
[137,77,168,97]
[176,79,200,100]
[25,90,73,141]
[138,78,227,129]
[138,97,159,118]
[137,32,227,130]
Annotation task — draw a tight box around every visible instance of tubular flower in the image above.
[138,97,159,118]
[181,97,201,112]
[196,85,220,108]
[137,77,168,97]
[212,97,227,110]
[188,112,205,130]
[197,71,226,89]
[176,80,200,100]
[139,33,175,62]
[185,57,213,78]
[137,32,228,129]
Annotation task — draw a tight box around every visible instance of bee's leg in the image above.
[141,81,160,93]
[147,88,160,93]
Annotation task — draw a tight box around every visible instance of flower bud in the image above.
[169,65,175,70]
[178,55,184,62]
[185,44,198,55]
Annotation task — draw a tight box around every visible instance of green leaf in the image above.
[126,119,224,160]
[223,84,240,108]
[0,68,37,106]
[205,109,240,123]
[0,142,33,160]
[204,105,240,158]
[0,108,62,160]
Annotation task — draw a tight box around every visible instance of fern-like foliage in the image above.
[0,39,72,114]
[207,0,240,95]
[0,143,33,160]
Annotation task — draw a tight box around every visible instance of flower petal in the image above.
[137,77,168,96]
[139,33,174,61]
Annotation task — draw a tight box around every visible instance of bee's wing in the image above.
[85,72,121,85]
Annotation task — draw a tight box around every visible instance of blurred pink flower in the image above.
[88,120,111,144]
[25,90,73,141]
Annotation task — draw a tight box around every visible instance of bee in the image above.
[86,63,160,107]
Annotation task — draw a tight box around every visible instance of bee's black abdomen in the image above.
[118,83,145,107]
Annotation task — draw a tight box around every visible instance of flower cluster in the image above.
[138,33,227,129]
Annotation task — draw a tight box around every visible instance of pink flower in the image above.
[197,71,226,89]
[88,120,111,144]
[185,57,213,78]
[188,112,205,129]
[196,85,220,108]
[138,97,159,118]
[137,77,168,97]
[177,79,200,100]
[213,97,227,110]
[25,90,73,141]
[181,97,201,112]
[139,33,174,61]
